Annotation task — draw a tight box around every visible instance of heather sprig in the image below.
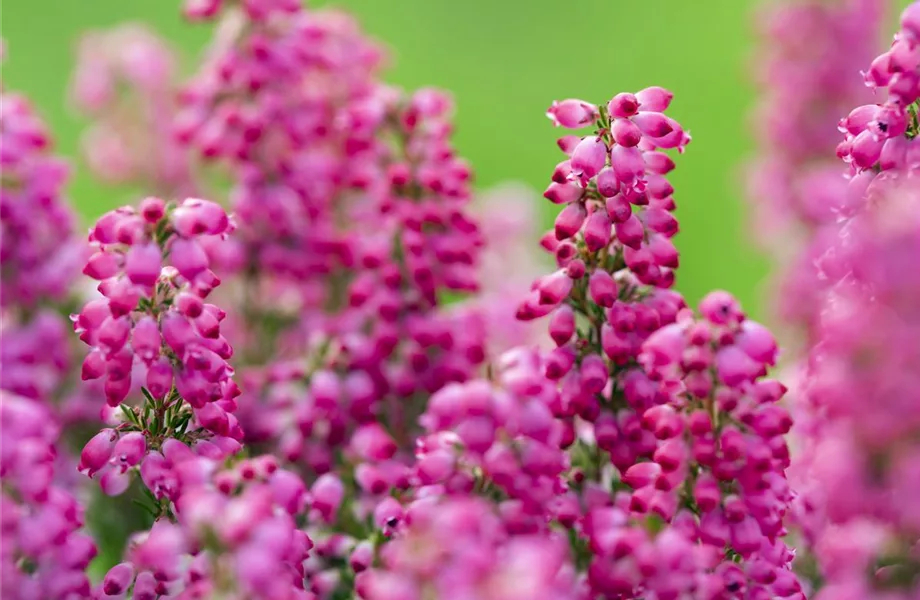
[747,0,887,345]
[74,196,242,497]
[1,394,97,600]
[71,24,194,196]
[788,5,920,596]
[514,89,802,598]
[0,91,83,310]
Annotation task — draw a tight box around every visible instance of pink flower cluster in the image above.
[748,0,885,239]
[1,311,71,402]
[787,4,920,597]
[74,196,243,494]
[1,394,96,600]
[513,90,802,598]
[747,0,887,342]
[71,24,193,194]
[357,496,579,600]
[176,2,384,297]
[98,453,312,599]
[538,88,686,290]
[798,182,920,600]
[836,9,920,180]
[415,348,569,524]
[1,71,99,600]
[0,92,82,308]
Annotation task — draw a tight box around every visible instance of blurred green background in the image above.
[0,0,878,319]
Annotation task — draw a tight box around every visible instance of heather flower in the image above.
[0,4,843,598]
[357,496,579,600]
[74,196,242,495]
[748,0,885,239]
[0,91,83,309]
[797,181,920,599]
[780,8,920,596]
[514,90,801,598]
[71,24,193,195]
[229,83,486,473]
[179,4,486,439]
[0,310,71,402]
[835,5,920,181]
[415,348,569,525]
[97,454,312,599]
[0,393,96,599]
[746,0,888,348]
[177,3,385,305]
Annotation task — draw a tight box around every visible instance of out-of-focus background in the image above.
[0,0,896,318]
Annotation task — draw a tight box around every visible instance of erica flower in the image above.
[515,90,802,598]
[0,92,83,309]
[799,180,920,600]
[96,454,312,599]
[74,196,242,495]
[71,24,193,195]
[1,393,96,599]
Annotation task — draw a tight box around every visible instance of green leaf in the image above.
[120,404,140,427]
[140,386,157,406]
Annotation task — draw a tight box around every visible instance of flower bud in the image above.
[112,432,146,469]
[537,271,573,306]
[850,129,885,169]
[608,93,639,118]
[545,345,576,380]
[82,349,107,380]
[589,270,618,307]
[103,278,142,318]
[146,358,173,399]
[174,292,204,318]
[571,136,607,181]
[580,354,608,394]
[311,474,344,522]
[635,86,673,112]
[102,562,135,595]
[350,541,374,573]
[546,99,598,128]
[98,316,131,356]
[605,193,632,223]
[162,312,196,356]
[140,197,165,223]
[83,251,119,280]
[104,374,132,407]
[351,423,397,461]
[583,209,612,252]
[125,243,162,287]
[610,144,645,187]
[596,167,620,197]
[716,346,760,388]
[169,238,209,281]
[648,235,679,268]
[80,429,117,476]
[611,118,642,147]
[554,202,587,240]
[623,462,662,489]
[132,316,161,363]
[632,112,673,138]
[548,305,576,346]
[614,213,644,249]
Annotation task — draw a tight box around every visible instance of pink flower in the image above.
[546,99,599,128]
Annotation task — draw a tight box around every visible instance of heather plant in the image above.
[3,1,920,599]
[746,0,887,348]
